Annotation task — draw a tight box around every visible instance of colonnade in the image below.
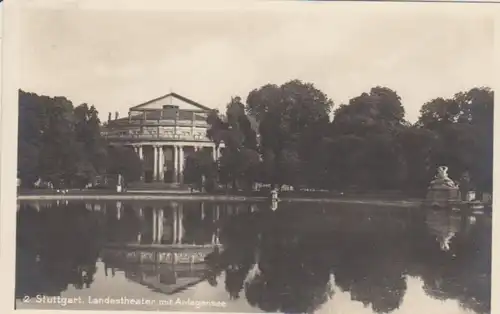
[123,204,221,246]
[130,143,223,183]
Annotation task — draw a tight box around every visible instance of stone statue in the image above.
[439,232,455,251]
[425,165,460,207]
[430,166,456,188]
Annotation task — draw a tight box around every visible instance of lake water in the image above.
[15,199,491,313]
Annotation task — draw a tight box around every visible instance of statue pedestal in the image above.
[425,186,460,207]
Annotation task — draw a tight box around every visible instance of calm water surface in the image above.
[15,200,491,313]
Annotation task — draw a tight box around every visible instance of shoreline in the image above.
[16,193,424,207]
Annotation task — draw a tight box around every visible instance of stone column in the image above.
[153,145,158,181]
[152,208,157,243]
[133,146,140,180]
[178,204,184,244]
[158,146,164,182]
[157,209,164,244]
[138,146,144,160]
[173,145,179,183]
[215,205,220,221]
[172,207,178,244]
[212,205,220,245]
[179,146,184,184]
[137,145,144,182]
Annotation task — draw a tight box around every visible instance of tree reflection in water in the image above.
[15,200,491,314]
[104,201,141,244]
[244,233,334,314]
[210,207,335,314]
[333,232,408,314]
[207,204,490,314]
[205,206,261,299]
[16,201,101,299]
[418,210,491,314]
[221,212,259,300]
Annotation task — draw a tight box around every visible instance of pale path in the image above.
[17,194,422,207]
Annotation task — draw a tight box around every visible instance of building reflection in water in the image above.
[113,201,225,246]
[15,200,490,314]
[425,209,462,252]
[98,201,263,296]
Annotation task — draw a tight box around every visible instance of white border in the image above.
[1,1,498,314]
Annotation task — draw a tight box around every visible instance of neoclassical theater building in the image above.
[101,93,222,183]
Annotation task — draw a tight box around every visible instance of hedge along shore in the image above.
[16,193,423,208]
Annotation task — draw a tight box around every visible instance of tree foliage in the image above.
[105,146,143,182]
[18,82,493,195]
[207,96,261,191]
[206,82,492,194]
[246,80,333,187]
[183,150,218,192]
[17,90,140,188]
[416,87,493,192]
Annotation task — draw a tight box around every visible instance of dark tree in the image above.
[183,149,218,192]
[207,96,261,191]
[246,80,333,188]
[106,146,143,183]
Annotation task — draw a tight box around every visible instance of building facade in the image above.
[101,93,222,183]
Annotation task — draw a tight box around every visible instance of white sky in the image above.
[16,1,494,123]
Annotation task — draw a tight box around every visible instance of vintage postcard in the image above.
[0,0,497,313]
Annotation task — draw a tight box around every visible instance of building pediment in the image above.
[130,92,211,112]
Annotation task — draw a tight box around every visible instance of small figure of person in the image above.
[270,189,279,202]
[116,173,123,193]
[270,189,279,211]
